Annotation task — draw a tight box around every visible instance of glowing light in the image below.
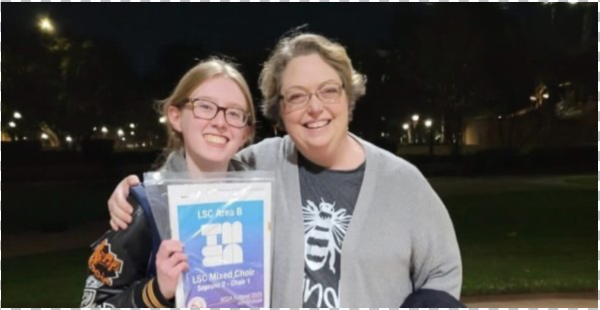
[402,123,410,130]
[412,114,420,122]
[529,96,537,102]
[159,117,166,124]
[542,93,549,99]
[13,112,22,119]
[101,126,108,134]
[38,17,55,33]
[424,119,433,128]
[41,133,49,140]
[66,136,73,143]
[8,121,16,128]
[129,123,136,129]
[117,129,124,137]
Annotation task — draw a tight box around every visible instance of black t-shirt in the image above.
[298,153,366,308]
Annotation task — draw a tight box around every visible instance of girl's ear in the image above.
[167,105,182,132]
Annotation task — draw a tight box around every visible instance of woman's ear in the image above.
[167,105,182,132]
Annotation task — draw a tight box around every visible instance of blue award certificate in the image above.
[168,182,272,308]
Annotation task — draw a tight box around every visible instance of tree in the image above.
[4,27,140,143]
[407,5,495,150]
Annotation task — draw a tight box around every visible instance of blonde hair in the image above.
[259,33,366,129]
[157,58,255,161]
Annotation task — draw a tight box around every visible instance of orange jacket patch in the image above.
[88,239,124,285]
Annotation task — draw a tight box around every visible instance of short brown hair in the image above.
[259,33,366,129]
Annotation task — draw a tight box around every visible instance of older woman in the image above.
[107,33,462,307]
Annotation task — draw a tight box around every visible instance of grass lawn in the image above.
[2,175,596,306]
[445,177,596,295]
[3,181,115,233]
[2,248,90,307]
[563,175,597,187]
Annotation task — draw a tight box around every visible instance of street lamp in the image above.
[425,119,434,156]
[8,121,16,128]
[117,129,124,137]
[411,114,420,144]
[402,123,410,145]
[38,17,55,34]
[13,112,22,119]
[129,123,136,129]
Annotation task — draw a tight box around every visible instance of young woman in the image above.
[82,58,256,308]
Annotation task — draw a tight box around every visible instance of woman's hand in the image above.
[156,240,189,300]
[108,175,140,230]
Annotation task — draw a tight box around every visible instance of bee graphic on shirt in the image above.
[303,198,351,273]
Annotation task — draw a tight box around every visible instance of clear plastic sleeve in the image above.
[144,171,274,307]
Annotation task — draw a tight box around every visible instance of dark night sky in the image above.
[4,4,396,73]
[4,3,595,144]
